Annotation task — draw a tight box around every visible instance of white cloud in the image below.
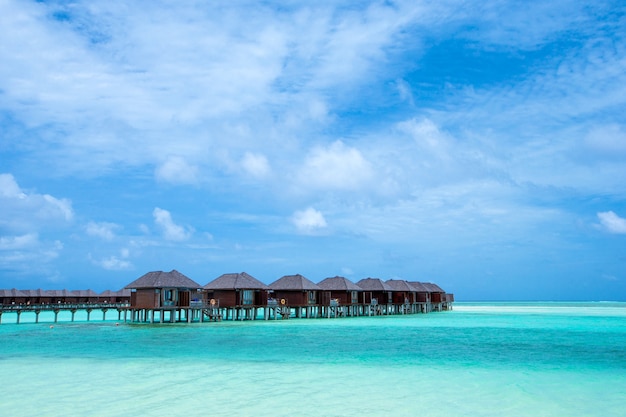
[597,211,626,234]
[90,248,133,271]
[155,156,199,185]
[99,256,132,270]
[0,173,27,198]
[396,79,415,106]
[585,124,626,155]
[241,152,270,178]
[0,233,39,250]
[85,221,120,241]
[0,233,63,272]
[397,118,452,160]
[153,207,193,241]
[297,141,373,191]
[0,173,73,233]
[292,207,327,235]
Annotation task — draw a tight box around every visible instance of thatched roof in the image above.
[356,278,393,292]
[71,289,99,297]
[385,280,419,292]
[407,281,430,292]
[269,274,321,291]
[124,270,201,289]
[21,289,46,297]
[204,272,268,290]
[100,289,131,297]
[421,282,446,293]
[317,276,362,291]
[0,288,27,297]
[46,289,72,297]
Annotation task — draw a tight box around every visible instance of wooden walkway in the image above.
[0,303,129,324]
[1,300,452,324]
[124,300,453,324]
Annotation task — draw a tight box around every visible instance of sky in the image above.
[1,0,625,301]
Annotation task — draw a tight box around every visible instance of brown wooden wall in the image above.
[416,292,429,302]
[321,291,359,305]
[179,290,190,307]
[132,289,159,308]
[431,292,443,303]
[213,290,237,307]
[272,290,308,306]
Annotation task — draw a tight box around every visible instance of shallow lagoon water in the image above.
[1,303,625,416]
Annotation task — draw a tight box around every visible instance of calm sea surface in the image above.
[1,302,625,416]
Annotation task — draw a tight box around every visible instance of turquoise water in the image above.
[1,303,625,416]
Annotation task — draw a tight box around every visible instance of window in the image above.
[351,291,358,304]
[242,290,254,305]
[162,289,176,306]
[307,291,316,304]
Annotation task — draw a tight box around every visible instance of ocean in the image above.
[1,302,625,416]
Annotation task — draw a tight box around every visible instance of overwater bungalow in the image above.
[422,282,454,311]
[407,282,431,302]
[71,289,99,304]
[421,282,447,310]
[385,279,422,314]
[407,281,432,312]
[46,289,73,304]
[317,276,362,317]
[124,270,203,323]
[99,289,131,304]
[268,274,321,318]
[203,272,269,320]
[356,278,393,315]
[21,289,47,304]
[0,289,27,305]
[1,269,454,325]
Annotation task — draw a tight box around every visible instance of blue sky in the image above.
[1,0,625,300]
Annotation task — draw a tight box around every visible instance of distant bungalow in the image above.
[318,276,362,317]
[268,274,322,319]
[203,272,269,320]
[124,269,203,323]
[356,278,393,314]
[1,270,453,325]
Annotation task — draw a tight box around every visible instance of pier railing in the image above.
[0,302,129,312]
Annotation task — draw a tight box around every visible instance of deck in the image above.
[1,299,452,325]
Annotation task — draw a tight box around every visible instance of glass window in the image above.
[242,290,254,305]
